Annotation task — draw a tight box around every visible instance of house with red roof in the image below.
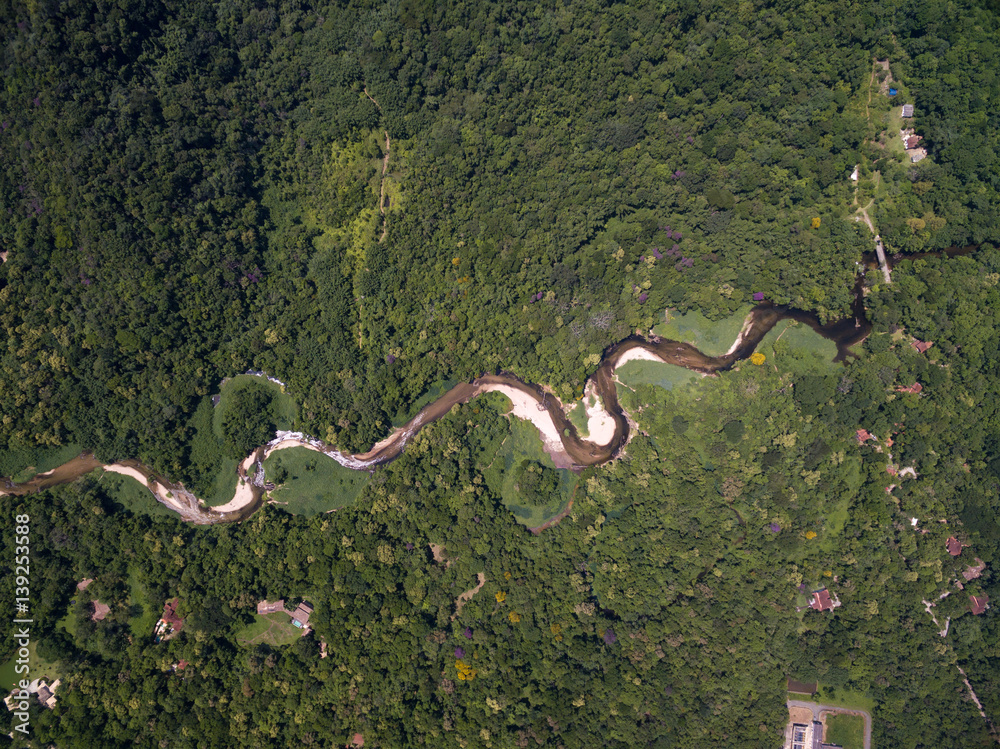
[969,595,990,615]
[946,537,962,557]
[810,589,835,612]
[154,598,184,643]
[911,339,933,354]
[896,382,923,395]
[856,429,875,444]
[91,600,110,622]
[161,598,184,629]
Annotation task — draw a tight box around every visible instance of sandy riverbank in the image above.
[614,347,667,368]
[581,382,616,446]
[208,479,256,513]
[265,438,319,457]
[103,464,191,516]
[725,312,756,355]
[478,383,573,467]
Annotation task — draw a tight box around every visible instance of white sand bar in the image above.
[209,479,256,513]
[478,383,572,465]
[104,464,189,515]
[614,347,666,369]
[582,382,616,446]
[725,312,755,355]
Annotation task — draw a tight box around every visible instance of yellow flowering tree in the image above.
[750,352,766,365]
[455,660,478,681]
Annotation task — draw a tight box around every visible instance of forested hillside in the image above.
[1,0,999,746]
[2,0,999,462]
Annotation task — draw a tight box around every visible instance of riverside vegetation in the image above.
[1,0,999,747]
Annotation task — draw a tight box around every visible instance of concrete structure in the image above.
[257,599,285,615]
[902,104,914,117]
[790,722,811,749]
[786,700,872,749]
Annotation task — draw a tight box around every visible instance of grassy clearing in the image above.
[236,612,301,647]
[0,641,59,690]
[1,443,84,482]
[201,458,241,507]
[758,319,840,375]
[818,496,851,554]
[481,416,577,528]
[97,469,179,518]
[127,569,158,638]
[214,374,297,437]
[263,447,369,516]
[808,686,876,714]
[616,359,702,392]
[825,713,866,749]
[652,308,750,356]
[566,398,591,437]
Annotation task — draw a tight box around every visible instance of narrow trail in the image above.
[378,130,390,243]
[362,87,391,243]
[855,59,892,284]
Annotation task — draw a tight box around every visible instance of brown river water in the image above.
[2,245,978,523]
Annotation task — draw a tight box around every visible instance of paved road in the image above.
[787,700,872,749]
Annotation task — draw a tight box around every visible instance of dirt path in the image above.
[451,572,486,620]
[851,63,891,286]
[377,130,390,242]
[864,61,876,129]
[529,480,579,535]
[362,87,392,243]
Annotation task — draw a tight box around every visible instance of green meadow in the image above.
[263,447,369,516]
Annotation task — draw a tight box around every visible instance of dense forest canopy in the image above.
[2,0,999,463]
[1,0,999,746]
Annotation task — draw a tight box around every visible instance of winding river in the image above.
[15,242,984,522]
[0,286,874,524]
